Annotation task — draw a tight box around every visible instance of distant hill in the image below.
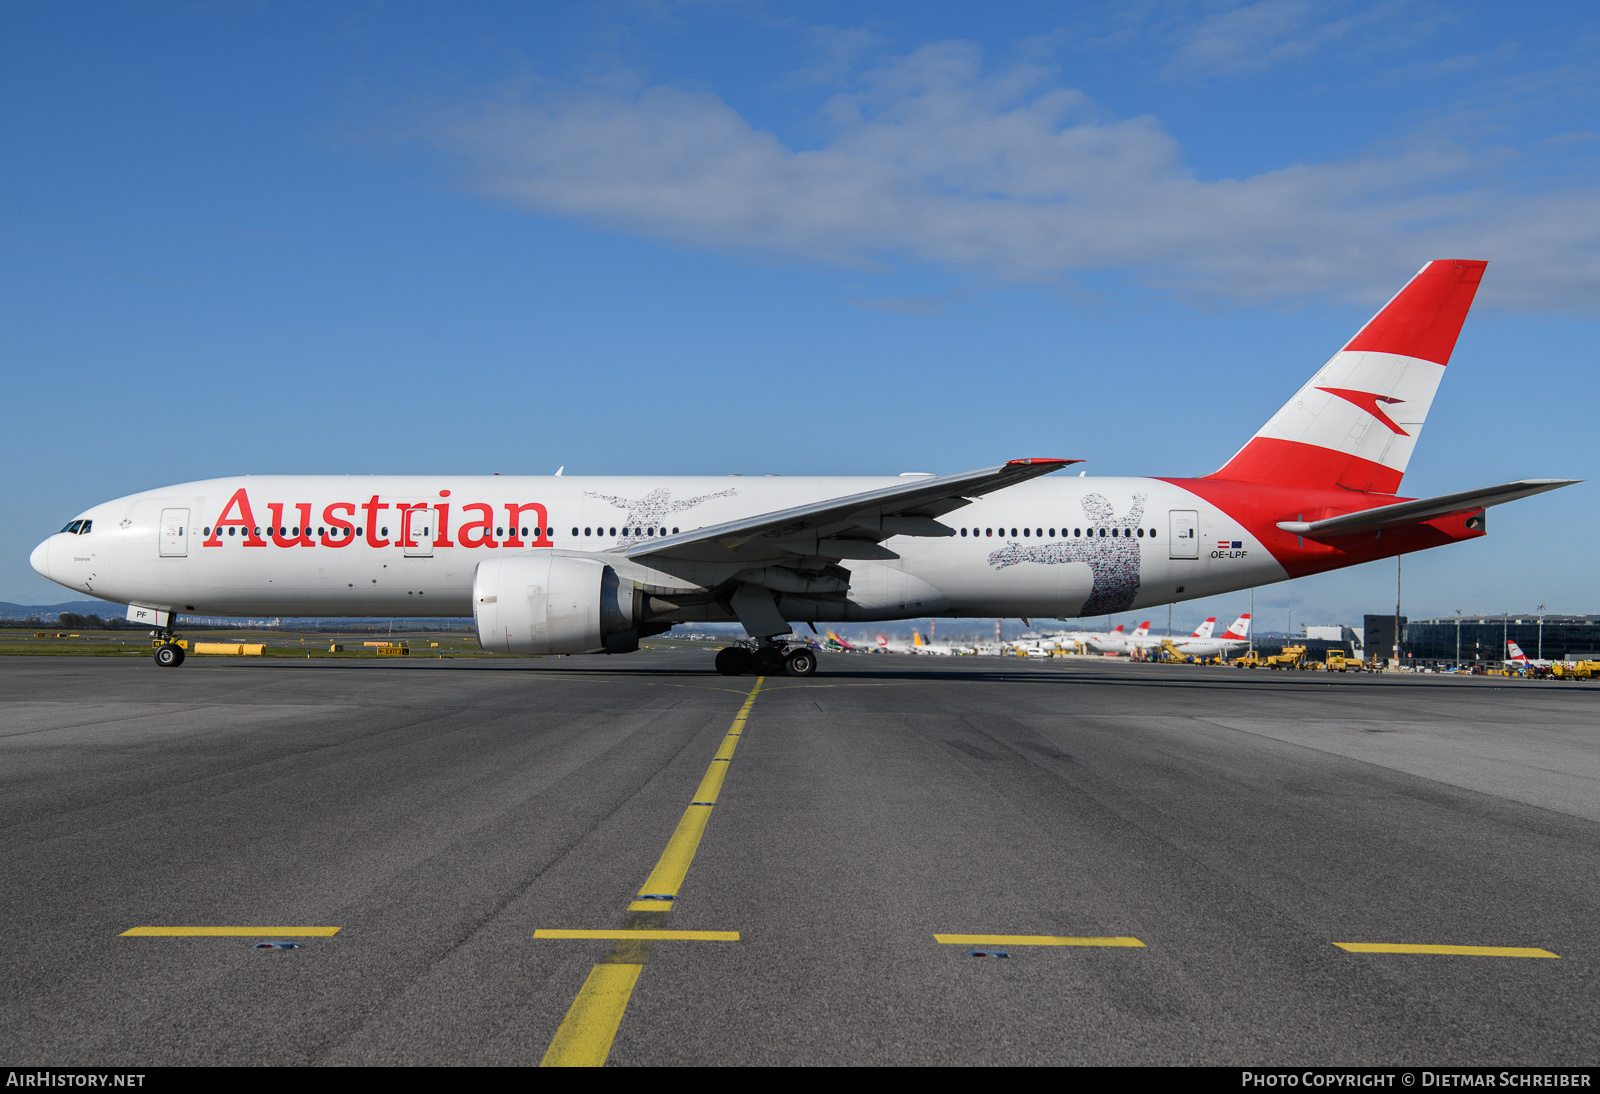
[0,599,131,621]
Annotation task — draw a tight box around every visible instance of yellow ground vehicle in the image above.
[1552,661,1600,680]
[1266,645,1306,669]
[1324,653,1363,672]
[1233,651,1266,669]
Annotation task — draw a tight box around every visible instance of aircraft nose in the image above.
[30,537,51,578]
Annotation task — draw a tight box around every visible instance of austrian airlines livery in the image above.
[30,260,1576,677]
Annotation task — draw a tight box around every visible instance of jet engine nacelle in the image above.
[473,553,642,655]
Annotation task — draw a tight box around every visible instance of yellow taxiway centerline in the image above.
[540,677,764,1068]
[120,926,341,937]
[1334,943,1559,958]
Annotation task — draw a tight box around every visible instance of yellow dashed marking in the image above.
[540,678,764,1067]
[935,934,1145,948]
[120,926,341,937]
[1335,943,1558,958]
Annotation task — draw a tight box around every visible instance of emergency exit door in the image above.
[159,509,189,557]
[1169,510,1199,559]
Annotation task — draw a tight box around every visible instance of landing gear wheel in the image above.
[784,649,817,677]
[154,643,184,667]
[752,649,786,676]
[715,647,753,676]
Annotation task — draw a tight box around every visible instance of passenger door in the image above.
[1169,510,1199,559]
[159,508,189,557]
[402,503,435,558]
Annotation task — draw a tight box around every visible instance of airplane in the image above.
[1168,614,1252,658]
[1505,639,1553,670]
[1121,616,1218,658]
[875,633,915,654]
[30,259,1577,678]
[821,630,868,653]
[911,631,960,656]
[1089,621,1152,655]
[1070,623,1125,655]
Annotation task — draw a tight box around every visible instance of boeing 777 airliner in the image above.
[30,260,1576,676]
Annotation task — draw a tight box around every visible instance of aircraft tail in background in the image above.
[1223,614,1251,639]
[1190,617,1217,639]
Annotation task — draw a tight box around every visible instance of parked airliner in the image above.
[1168,614,1252,659]
[30,260,1576,677]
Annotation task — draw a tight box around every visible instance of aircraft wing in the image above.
[617,458,1078,565]
[1275,478,1578,539]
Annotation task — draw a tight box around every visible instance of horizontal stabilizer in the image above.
[1275,479,1578,538]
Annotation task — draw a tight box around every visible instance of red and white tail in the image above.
[1111,624,1125,634]
[1506,639,1529,662]
[1132,621,1151,637]
[876,634,888,647]
[1224,614,1251,639]
[1190,617,1217,638]
[1210,260,1487,495]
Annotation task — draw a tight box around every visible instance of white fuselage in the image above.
[34,473,1290,623]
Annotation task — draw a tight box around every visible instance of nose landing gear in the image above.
[150,628,186,667]
[714,640,817,677]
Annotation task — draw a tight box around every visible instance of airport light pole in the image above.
[1503,611,1509,667]
[1455,609,1461,670]
[1395,559,1408,671]
[1538,603,1545,661]
[1249,588,1254,654]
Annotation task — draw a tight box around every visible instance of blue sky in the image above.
[4,1,1597,629]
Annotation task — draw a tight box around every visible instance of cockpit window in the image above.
[61,520,83,534]
[78,520,91,534]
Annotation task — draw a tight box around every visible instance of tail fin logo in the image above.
[1316,388,1410,436]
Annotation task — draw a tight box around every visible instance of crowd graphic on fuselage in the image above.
[987,493,1150,615]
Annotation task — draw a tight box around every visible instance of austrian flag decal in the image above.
[1217,540,1242,549]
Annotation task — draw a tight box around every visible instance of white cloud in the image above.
[429,42,1600,310]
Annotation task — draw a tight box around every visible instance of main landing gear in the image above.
[150,628,186,668]
[715,641,816,677]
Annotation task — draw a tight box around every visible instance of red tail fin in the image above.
[1210,260,1486,493]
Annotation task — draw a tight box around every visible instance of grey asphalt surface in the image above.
[2,651,1597,1066]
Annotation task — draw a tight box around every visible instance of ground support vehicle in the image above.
[1266,645,1306,669]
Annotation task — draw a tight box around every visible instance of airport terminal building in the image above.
[1401,615,1600,667]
